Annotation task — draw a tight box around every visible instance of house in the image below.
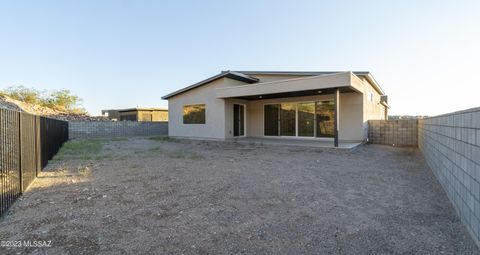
[162,71,388,147]
[101,108,168,121]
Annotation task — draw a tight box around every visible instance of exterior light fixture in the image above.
[317,91,322,94]
[259,96,263,98]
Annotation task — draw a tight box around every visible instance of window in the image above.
[120,114,136,121]
[369,92,374,102]
[183,104,206,124]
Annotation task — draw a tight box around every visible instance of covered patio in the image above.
[217,72,369,147]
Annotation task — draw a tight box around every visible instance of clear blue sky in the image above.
[1,0,479,116]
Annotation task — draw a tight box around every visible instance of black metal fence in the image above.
[0,108,68,216]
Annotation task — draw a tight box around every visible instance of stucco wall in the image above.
[339,92,364,141]
[167,77,247,139]
[360,76,388,138]
[418,108,480,247]
[69,121,168,139]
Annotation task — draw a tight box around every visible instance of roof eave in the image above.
[361,72,385,95]
[162,71,258,100]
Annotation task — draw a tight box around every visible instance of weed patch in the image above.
[78,166,92,177]
[53,139,105,161]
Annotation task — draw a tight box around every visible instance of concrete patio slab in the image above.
[230,137,361,149]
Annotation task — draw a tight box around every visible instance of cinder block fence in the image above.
[69,121,168,139]
[418,108,480,246]
[368,119,418,146]
[368,109,480,247]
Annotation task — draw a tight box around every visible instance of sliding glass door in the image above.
[264,100,334,138]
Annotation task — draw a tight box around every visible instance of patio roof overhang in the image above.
[215,71,364,100]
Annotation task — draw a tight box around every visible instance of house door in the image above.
[233,104,245,136]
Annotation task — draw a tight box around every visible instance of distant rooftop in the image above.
[102,108,168,113]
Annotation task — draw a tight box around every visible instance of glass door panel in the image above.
[264,104,279,136]
[298,102,315,137]
[234,104,240,136]
[280,103,296,136]
[233,104,245,136]
[316,101,335,137]
[239,105,245,136]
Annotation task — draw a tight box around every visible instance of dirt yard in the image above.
[0,137,478,254]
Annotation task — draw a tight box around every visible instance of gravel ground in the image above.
[0,137,478,254]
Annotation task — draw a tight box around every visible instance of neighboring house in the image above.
[101,108,168,121]
[101,109,121,120]
[162,71,388,146]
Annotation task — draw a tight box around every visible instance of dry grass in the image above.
[148,136,178,142]
[77,166,92,177]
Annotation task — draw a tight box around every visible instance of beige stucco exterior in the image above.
[168,77,246,139]
[165,71,388,143]
[119,110,168,121]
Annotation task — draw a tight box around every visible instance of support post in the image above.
[334,89,339,147]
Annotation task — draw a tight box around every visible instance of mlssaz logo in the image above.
[23,240,52,247]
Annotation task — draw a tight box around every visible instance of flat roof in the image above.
[236,71,385,95]
[234,71,370,76]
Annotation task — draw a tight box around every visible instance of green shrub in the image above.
[2,85,41,104]
[0,85,86,114]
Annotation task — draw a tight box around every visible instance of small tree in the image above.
[1,86,87,114]
[46,89,81,110]
[2,85,41,104]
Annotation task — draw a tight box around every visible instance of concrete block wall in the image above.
[69,121,168,139]
[418,107,480,247]
[368,120,418,146]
